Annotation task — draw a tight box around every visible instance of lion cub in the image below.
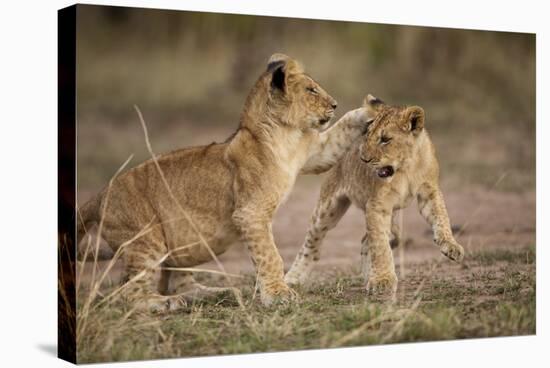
[78,54,375,311]
[285,95,464,298]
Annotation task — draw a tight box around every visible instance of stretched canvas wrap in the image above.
[58,4,536,364]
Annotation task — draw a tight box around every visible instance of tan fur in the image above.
[285,95,464,299]
[77,54,373,310]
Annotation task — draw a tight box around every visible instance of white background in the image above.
[0,0,546,367]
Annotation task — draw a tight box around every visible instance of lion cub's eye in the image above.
[306,87,319,95]
[380,136,392,145]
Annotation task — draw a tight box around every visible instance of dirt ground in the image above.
[77,175,536,287]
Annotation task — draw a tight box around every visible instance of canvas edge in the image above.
[58,3,77,365]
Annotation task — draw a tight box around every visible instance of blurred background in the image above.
[76,5,535,272]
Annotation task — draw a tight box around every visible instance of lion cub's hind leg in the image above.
[168,271,241,306]
[121,233,188,313]
[285,189,350,286]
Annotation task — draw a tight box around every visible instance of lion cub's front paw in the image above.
[366,272,398,301]
[260,282,298,307]
[440,240,464,262]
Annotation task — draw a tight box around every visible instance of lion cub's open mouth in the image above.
[377,166,394,178]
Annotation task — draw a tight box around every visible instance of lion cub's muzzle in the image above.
[360,156,373,165]
[319,100,337,125]
[360,156,395,178]
[319,108,336,125]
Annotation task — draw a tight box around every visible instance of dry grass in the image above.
[73,109,244,362]
[74,245,535,363]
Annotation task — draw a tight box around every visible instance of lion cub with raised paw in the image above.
[285,95,464,300]
[77,54,375,312]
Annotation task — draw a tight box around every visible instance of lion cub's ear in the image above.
[363,94,384,122]
[267,53,303,93]
[401,106,425,135]
[267,53,290,67]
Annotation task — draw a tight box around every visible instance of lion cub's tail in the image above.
[77,193,101,244]
[76,192,113,261]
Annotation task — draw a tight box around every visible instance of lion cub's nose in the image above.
[331,101,338,109]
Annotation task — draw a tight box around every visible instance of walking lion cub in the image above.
[285,95,464,299]
[78,54,375,311]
